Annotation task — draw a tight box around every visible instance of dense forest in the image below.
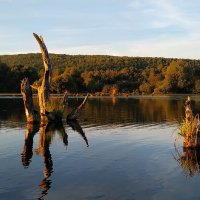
[1,53,200,94]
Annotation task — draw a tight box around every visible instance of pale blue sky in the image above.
[1,0,200,58]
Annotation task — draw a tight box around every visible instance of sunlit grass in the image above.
[174,96,200,148]
[178,114,200,142]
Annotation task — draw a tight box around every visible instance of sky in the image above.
[1,0,200,59]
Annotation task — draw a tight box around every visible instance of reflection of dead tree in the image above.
[37,124,53,200]
[37,124,54,178]
[21,121,68,200]
[35,122,68,200]
[21,123,39,167]
[67,119,89,147]
[56,122,68,148]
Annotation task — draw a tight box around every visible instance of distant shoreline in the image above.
[0,93,197,98]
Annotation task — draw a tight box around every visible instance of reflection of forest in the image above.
[2,96,200,126]
[80,97,186,124]
[21,120,88,200]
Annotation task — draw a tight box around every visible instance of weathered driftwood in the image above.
[67,94,89,120]
[21,78,39,123]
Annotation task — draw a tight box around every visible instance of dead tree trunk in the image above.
[21,78,39,123]
[21,33,87,124]
[32,33,53,124]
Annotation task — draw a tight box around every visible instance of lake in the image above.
[1,95,200,200]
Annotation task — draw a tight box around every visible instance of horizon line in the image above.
[0,52,199,61]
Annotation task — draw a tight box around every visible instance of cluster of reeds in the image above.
[177,97,200,148]
[179,114,200,145]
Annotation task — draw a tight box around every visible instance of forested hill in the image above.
[0,53,200,94]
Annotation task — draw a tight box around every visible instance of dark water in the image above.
[1,95,200,200]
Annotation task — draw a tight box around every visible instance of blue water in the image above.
[0,96,199,200]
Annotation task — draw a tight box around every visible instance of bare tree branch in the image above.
[67,94,89,120]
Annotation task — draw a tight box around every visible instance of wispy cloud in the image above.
[46,34,200,59]
[1,0,200,59]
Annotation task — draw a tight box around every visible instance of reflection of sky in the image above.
[1,0,200,58]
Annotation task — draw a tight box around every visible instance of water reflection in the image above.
[21,121,88,199]
[174,147,200,177]
[21,123,39,167]
[67,120,89,147]
[0,96,192,126]
[36,124,55,200]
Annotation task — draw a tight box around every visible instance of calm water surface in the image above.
[1,95,200,200]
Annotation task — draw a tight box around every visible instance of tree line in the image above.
[1,53,200,94]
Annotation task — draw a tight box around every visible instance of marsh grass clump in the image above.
[177,96,200,148]
[179,114,199,140]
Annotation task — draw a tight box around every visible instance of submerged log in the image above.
[21,78,39,123]
[67,94,89,120]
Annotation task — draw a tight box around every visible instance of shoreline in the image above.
[0,93,198,98]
